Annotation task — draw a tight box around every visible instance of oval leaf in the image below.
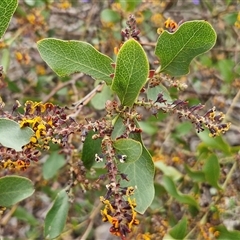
[184,164,206,182]
[113,138,142,163]
[44,189,69,239]
[197,130,231,155]
[0,118,34,151]
[155,20,217,76]
[0,176,35,207]
[91,81,113,110]
[215,225,240,240]
[147,84,172,107]
[111,116,126,140]
[112,39,149,106]
[169,217,188,239]
[100,9,121,23]
[118,132,155,214]
[161,175,199,209]
[82,130,102,169]
[155,162,183,181]
[0,0,18,39]
[37,39,114,84]
[203,154,221,189]
[43,151,66,180]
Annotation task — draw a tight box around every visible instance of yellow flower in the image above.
[57,0,71,9]
[15,51,23,61]
[36,65,46,75]
[26,14,36,25]
[234,12,240,28]
[151,13,164,26]
[135,12,144,24]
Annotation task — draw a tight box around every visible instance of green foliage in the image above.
[215,225,240,239]
[168,217,188,239]
[100,9,121,24]
[113,138,142,163]
[155,20,217,76]
[43,151,66,180]
[197,130,231,155]
[147,84,172,104]
[111,39,149,106]
[37,39,114,84]
[0,0,18,39]
[161,175,199,209]
[0,118,33,151]
[118,134,155,214]
[155,161,183,181]
[203,154,221,189]
[44,189,69,239]
[0,176,35,207]
[13,206,38,226]
[0,1,239,239]
[91,81,113,110]
[111,116,126,140]
[82,130,102,169]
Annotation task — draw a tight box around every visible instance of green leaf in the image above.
[44,189,69,239]
[155,162,183,181]
[113,138,142,163]
[0,118,34,151]
[169,217,188,239]
[161,175,199,209]
[43,151,66,180]
[224,12,238,25]
[119,0,141,11]
[215,225,240,239]
[100,9,121,23]
[112,39,149,106]
[155,20,216,76]
[147,84,172,106]
[217,59,235,83]
[203,154,221,189]
[118,132,155,214]
[37,39,114,84]
[1,48,10,72]
[111,116,126,140]
[197,130,231,155]
[13,206,38,226]
[82,130,102,169]
[184,164,206,182]
[0,176,35,207]
[0,0,18,39]
[173,122,193,137]
[91,81,113,110]
[138,121,157,136]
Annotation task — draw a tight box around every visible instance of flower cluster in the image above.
[0,101,82,171]
[199,223,220,239]
[100,185,139,239]
[157,17,179,34]
[121,14,140,41]
[20,101,77,150]
[16,8,47,39]
[171,101,231,137]
[234,12,240,28]
[137,95,230,138]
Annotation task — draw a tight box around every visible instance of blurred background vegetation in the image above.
[0,0,239,239]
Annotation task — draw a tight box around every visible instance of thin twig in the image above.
[224,89,240,123]
[69,81,105,119]
[72,81,105,107]
[42,73,84,103]
[0,204,18,226]
[80,201,103,240]
[184,161,237,239]
[140,42,156,47]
